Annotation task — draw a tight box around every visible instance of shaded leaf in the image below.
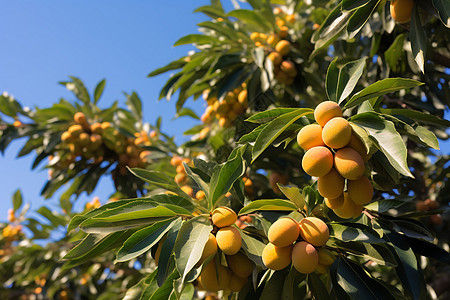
[239,199,298,215]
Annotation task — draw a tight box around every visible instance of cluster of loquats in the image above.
[251,29,297,85]
[170,156,199,199]
[201,84,249,129]
[195,207,253,294]
[390,0,414,24]
[58,112,154,177]
[297,101,374,219]
[262,217,334,274]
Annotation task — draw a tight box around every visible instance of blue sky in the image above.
[0,1,216,219]
[0,1,449,225]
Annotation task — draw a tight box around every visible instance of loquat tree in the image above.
[1,0,449,299]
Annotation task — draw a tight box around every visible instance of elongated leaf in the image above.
[239,199,298,215]
[246,108,299,123]
[128,168,191,199]
[62,231,131,268]
[157,220,182,286]
[351,112,413,177]
[308,273,331,300]
[336,257,395,300]
[252,108,314,162]
[193,5,225,19]
[173,34,218,47]
[342,0,371,11]
[241,231,266,266]
[410,4,427,73]
[385,232,424,300]
[347,0,380,39]
[94,79,106,104]
[414,126,439,149]
[326,58,339,102]
[330,240,397,266]
[173,216,213,282]
[277,185,305,209]
[260,269,289,300]
[116,218,177,262]
[329,222,383,243]
[148,59,186,77]
[209,150,246,207]
[79,202,177,233]
[337,58,367,104]
[68,199,136,231]
[12,189,23,211]
[378,108,450,127]
[432,0,450,27]
[365,198,409,212]
[345,78,423,108]
[405,237,450,264]
[227,9,272,31]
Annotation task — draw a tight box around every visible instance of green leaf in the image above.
[336,58,367,104]
[385,34,407,74]
[345,78,423,109]
[36,206,66,227]
[143,269,179,300]
[60,76,90,104]
[308,273,331,300]
[12,189,23,211]
[364,198,410,212]
[310,5,353,58]
[414,125,439,149]
[174,107,199,120]
[432,0,450,27]
[350,112,413,177]
[209,150,246,207]
[193,5,225,19]
[157,220,182,286]
[252,108,314,162]
[148,59,186,77]
[173,34,218,47]
[326,58,339,102]
[378,108,450,127]
[346,0,380,39]
[336,257,395,300]
[405,236,450,264]
[342,0,371,11]
[227,9,272,32]
[410,4,427,73]
[241,231,266,266]
[128,168,191,199]
[330,240,397,266]
[277,185,305,209]
[246,108,299,123]
[126,92,143,120]
[260,269,289,300]
[79,202,177,233]
[329,222,383,243]
[239,199,298,215]
[173,216,213,282]
[94,79,106,104]
[385,232,424,300]
[115,218,177,262]
[62,231,131,268]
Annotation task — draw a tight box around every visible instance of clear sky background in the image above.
[0,1,449,225]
